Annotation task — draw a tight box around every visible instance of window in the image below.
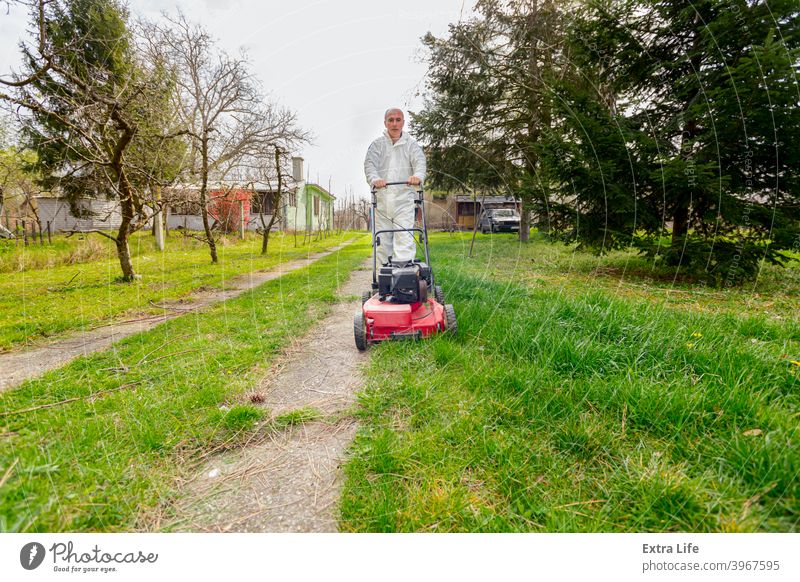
[171,202,199,216]
[492,208,518,217]
[251,191,275,215]
[314,195,320,216]
[457,201,476,216]
[287,190,297,206]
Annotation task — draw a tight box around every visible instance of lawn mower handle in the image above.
[370,181,423,194]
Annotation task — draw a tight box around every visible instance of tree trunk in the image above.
[669,22,703,261]
[200,133,218,263]
[519,195,531,242]
[108,125,138,282]
[116,183,137,282]
[671,201,689,245]
[262,147,283,255]
[115,235,135,281]
[261,204,281,255]
[670,116,697,260]
[468,190,485,258]
[520,1,544,245]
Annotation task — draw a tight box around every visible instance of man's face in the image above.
[384,111,404,140]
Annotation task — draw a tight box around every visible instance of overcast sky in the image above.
[0,0,476,201]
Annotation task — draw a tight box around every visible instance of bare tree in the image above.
[144,13,307,263]
[354,198,370,231]
[0,0,184,280]
[254,146,286,254]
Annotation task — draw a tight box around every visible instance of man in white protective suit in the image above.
[364,108,427,266]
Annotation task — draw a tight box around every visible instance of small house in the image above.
[282,183,334,232]
[35,196,122,232]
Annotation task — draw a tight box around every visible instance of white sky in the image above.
[0,0,476,202]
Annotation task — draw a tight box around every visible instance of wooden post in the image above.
[47,221,52,244]
[22,220,28,246]
[39,222,44,245]
[154,207,164,250]
[239,199,245,239]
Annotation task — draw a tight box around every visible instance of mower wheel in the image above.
[354,311,368,351]
[361,290,372,305]
[434,285,445,304]
[444,304,457,335]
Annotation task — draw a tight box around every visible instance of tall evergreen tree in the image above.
[547,0,800,282]
[413,0,572,242]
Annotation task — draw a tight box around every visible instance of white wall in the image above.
[167,214,205,231]
[36,197,122,232]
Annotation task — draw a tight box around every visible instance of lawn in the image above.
[339,232,799,532]
[0,236,371,531]
[0,229,358,351]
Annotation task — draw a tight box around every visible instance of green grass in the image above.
[0,233,113,273]
[274,407,323,428]
[0,230,358,351]
[0,236,370,532]
[339,232,799,532]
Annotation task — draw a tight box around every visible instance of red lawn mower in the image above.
[354,182,457,351]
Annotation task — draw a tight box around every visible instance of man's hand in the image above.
[407,176,421,186]
[372,179,387,189]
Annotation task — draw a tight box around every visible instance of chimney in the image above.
[292,157,304,183]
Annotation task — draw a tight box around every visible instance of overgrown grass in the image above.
[0,230,358,351]
[339,232,799,532]
[0,229,215,273]
[0,234,112,273]
[436,231,800,318]
[0,236,370,532]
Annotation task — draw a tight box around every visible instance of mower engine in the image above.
[378,260,431,304]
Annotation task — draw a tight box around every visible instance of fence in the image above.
[6,220,54,246]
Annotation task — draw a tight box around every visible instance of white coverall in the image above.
[364,130,427,265]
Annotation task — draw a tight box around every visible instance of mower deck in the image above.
[354,293,456,349]
[365,295,444,340]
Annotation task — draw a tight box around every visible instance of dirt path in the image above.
[161,261,372,532]
[0,240,356,392]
